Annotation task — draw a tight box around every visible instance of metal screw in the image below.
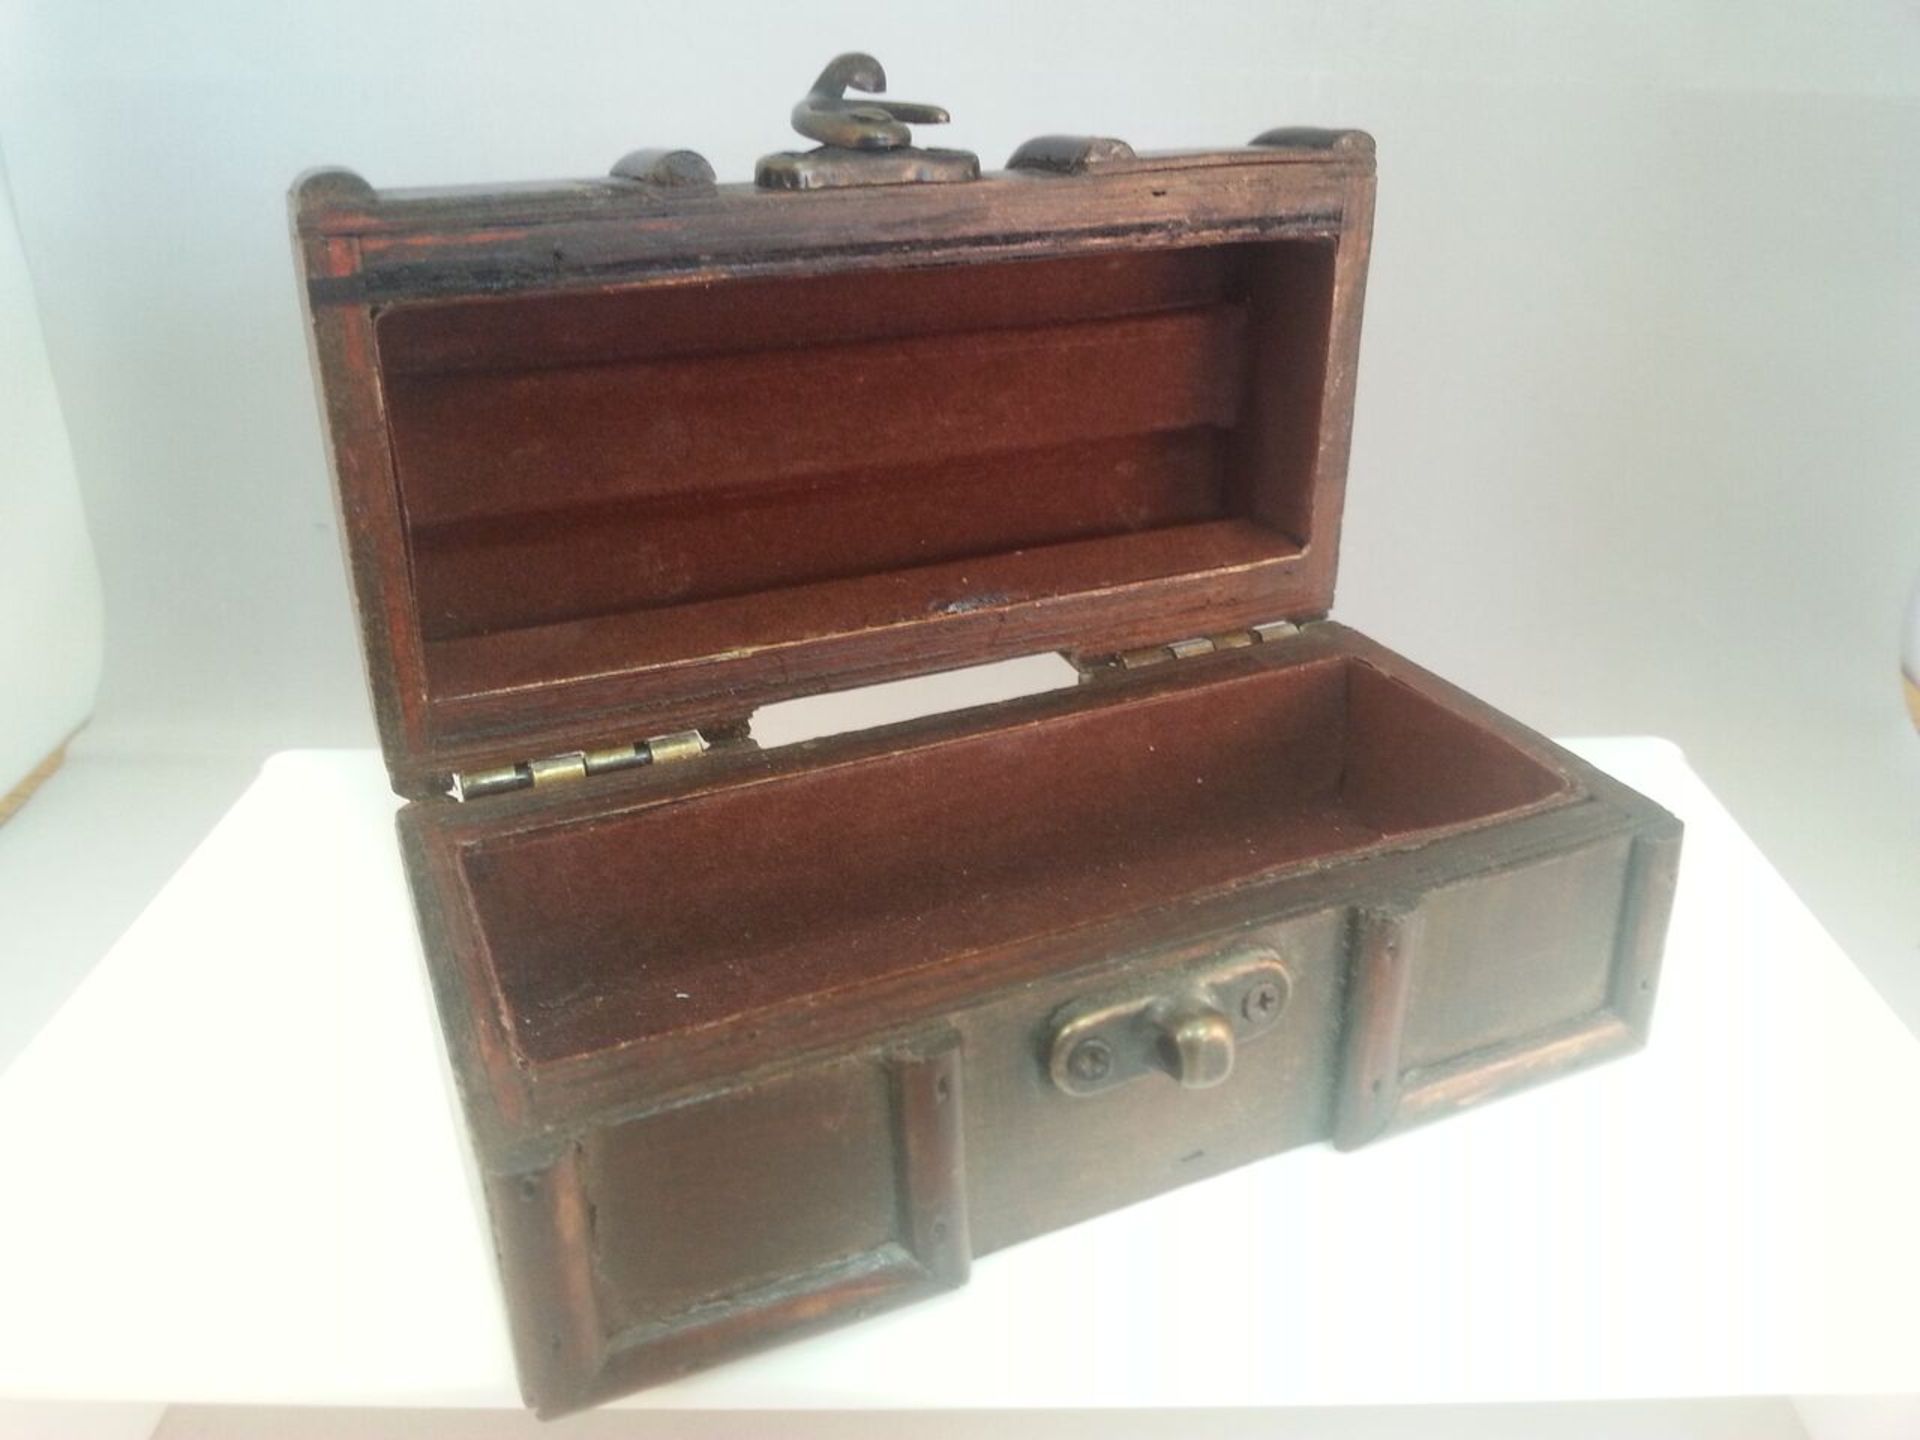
[1067,1037,1113,1084]
[1242,979,1284,1024]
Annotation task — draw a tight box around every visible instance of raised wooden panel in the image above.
[491,1039,968,1414]
[585,1061,902,1326]
[1400,837,1632,1069]
[1333,821,1682,1149]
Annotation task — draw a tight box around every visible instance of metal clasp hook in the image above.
[791,52,950,151]
[757,52,979,190]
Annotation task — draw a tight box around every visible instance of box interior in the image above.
[373,240,1340,735]
[453,652,1573,1065]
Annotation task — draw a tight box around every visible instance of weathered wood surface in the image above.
[294,111,1677,1416]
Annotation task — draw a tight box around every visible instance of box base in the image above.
[398,623,1680,1414]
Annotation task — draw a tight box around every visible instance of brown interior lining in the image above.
[390,307,1249,531]
[457,655,1571,1063]
[411,428,1236,639]
[426,519,1287,701]
[372,241,1338,714]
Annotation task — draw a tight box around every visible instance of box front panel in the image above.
[414,628,1680,1414]
[479,806,1677,1413]
[957,906,1350,1254]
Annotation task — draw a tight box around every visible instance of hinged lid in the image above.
[292,55,1375,800]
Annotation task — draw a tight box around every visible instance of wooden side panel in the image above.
[291,222,431,784]
[1334,818,1683,1148]
[1401,837,1632,1067]
[492,1035,967,1416]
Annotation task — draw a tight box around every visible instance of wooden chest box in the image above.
[292,55,1680,1417]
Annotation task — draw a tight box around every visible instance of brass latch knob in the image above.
[1048,946,1291,1097]
[1153,1000,1237,1089]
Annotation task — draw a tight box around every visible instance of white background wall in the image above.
[0,147,100,794]
[0,1,1914,1016]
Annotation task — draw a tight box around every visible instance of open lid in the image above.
[292,56,1375,799]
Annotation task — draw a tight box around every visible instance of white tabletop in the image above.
[0,739,1915,1409]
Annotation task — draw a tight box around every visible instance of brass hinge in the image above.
[1113,619,1302,671]
[446,729,710,802]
